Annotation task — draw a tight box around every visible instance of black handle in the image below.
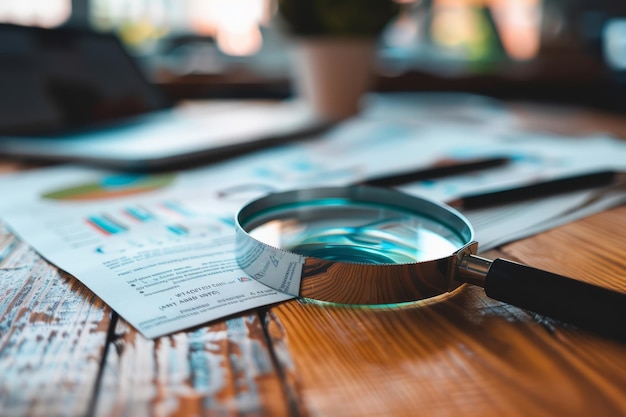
[484,258,626,340]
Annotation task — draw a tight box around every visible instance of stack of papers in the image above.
[1,93,625,338]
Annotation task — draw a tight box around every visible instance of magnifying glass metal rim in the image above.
[235,186,626,340]
[235,186,478,305]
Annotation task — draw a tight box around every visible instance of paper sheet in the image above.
[1,94,626,338]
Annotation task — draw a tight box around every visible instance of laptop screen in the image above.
[0,24,171,135]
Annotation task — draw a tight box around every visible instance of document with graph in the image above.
[0,167,298,338]
[1,103,625,338]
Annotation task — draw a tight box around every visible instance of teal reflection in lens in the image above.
[248,200,464,265]
[287,243,407,264]
[284,221,456,264]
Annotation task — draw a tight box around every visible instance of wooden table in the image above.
[1,102,625,417]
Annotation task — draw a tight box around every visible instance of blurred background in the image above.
[2,0,626,112]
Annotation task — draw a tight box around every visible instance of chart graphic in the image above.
[86,214,128,235]
[79,198,232,254]
[41,173,176,201]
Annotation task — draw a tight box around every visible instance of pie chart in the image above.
[41,173,176,201]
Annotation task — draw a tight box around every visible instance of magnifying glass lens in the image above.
[245,200,467,265]
[237,187,626,338]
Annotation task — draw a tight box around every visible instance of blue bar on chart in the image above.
[167,224,189,236]
[86,215,127,235]
[124,205,155,222]
[162,200,194,218]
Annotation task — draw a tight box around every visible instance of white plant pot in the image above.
[292,38,377,122]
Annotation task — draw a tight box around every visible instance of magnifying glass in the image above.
[235,186,626,339]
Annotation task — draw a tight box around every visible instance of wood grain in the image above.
[267,207,626,417]
[0,224,112,417]
[0,159,49,174]
[510,103,626,139]
[94,311,290,417]
[500,206,626,292]
[0,221,292,417]
[3,205,625,417]
[1,102,626,417]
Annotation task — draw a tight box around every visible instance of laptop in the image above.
[0,24,327,171]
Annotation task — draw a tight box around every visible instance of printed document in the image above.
[1,94,626,338]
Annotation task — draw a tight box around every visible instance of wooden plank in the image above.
[0,223,112,417]
[0,160,49,174]
[267,207,626,417]
[500,205,626,292]
[94,311,291,417]
[0,221,291,417]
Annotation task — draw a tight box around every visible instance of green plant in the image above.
[276,0,400,37]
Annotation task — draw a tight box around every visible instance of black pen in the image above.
[359,157,510,187]
[447,170,625,210]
